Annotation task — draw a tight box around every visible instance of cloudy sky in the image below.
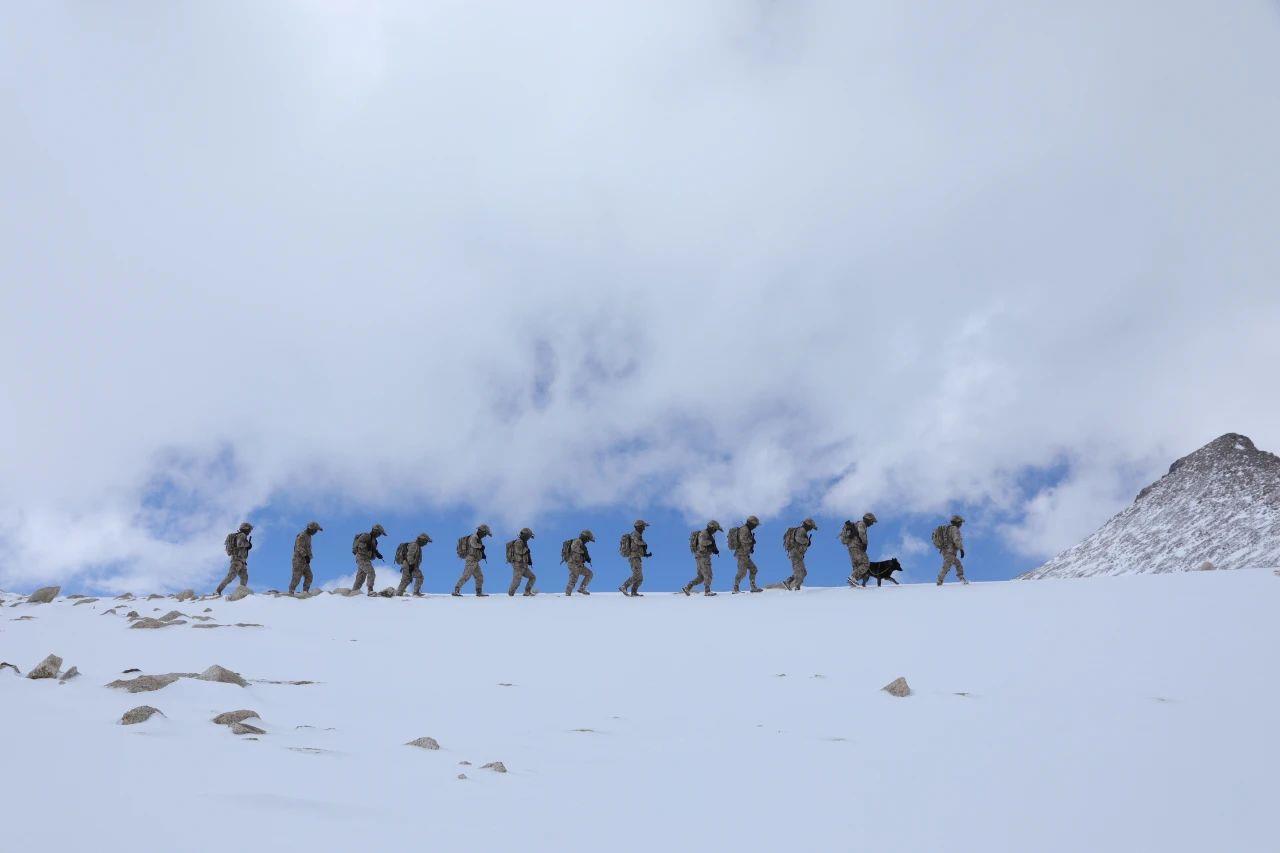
[3,1,1278,593]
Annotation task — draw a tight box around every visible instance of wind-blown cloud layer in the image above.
[3,2,1279,590]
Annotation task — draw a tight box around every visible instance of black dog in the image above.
[860,558,903,587]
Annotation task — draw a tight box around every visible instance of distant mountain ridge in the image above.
[1020,433,1280,579]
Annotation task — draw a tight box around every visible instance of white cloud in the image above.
[2,2,1279,589]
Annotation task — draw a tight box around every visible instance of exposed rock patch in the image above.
[175,590,196,601]
[481,761,508,774]
[405,737,441,750]
[231,721,266,735]
[73,598,99,606]
[28,586,60,604]
[882,677,912,698]
[130,617,187,629]
[213,709,261,726]
[27,654,63,680]
[226,587,253,602]
[198,664,248,687]
[59,666,81,682]
[106,673,188,693]
[121,705,164,725]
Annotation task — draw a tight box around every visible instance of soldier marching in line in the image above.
[352,524,387,596]
[216,522,254,596]
[935,515,969,585]
[782,518,817,590]
[395,533,432,596]
[728,516,763,594]
[563,530,595,595]
[453,524,492,596]
[506,527,537,596]
[617,519,652,597]
[840,512,877,588]
[289,521,323,594]
[682,520,722,596]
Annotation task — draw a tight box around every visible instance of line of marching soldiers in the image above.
[216,514,970,597]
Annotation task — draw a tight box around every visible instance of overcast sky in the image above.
[3,1,1279,592]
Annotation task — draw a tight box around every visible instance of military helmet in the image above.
[634,519,649,529]
[707,520,722,532]
[802,517,817,530]
[950,514,964,525]
[745,515,760,527]
[863,512,878,524]
[306,521,323,533]
[580,529,595,542]
[520,527,535,539]
[477,523,492,536]
[371,523,386,536]
[239,522,253,533]
[416,533,432,544]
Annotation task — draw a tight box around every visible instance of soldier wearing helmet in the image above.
[453,523,492,596]
[396,533,433,596]
[216,522,254,596]
[352,523,387,596]
[842,512,878,588]
[936,515,968,586]
[565,529,595,596]
[731,515,763,594]
[782,518,818,590]
[682,520,722,596]
[289,521,324,594]
[506,527,537,597]
[618,519,652,597]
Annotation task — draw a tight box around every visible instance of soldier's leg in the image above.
[699,558,714,593]
[473,565,486,595]
[578,566,593,592]
[733,555,748,592]
[411,569,424,594]
[215,563,239,595]
[288,563,303,594]
[853,553,870,584]
[237,561,250,586]
[353,558,369,592]
[747,556,761,591]
[508,567,522,596]
[565,567,579,595]
[789,554,807,589]
[523,567,536,594]
[953,555,967,582]
[397,568,413,596]
[937,553,954,585]
[453,562,475,594]
[629,557,644,594]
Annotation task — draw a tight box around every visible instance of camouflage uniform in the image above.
[783,519,816,590]
[937,519,967,585]
[216,523,253,595]
[565,532,594,595]
[732,516,762,593]
[683,522,721,595]
[507,529,536,596]
[844,514,875,585]
[289,521,322,593]
[619,520,650,596]
[397,534,431,596]
[352,524,386,594]
[454,525,490,596]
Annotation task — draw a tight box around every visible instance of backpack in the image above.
[783,526,800,552]
[352,534,362,556]
[839,521,855,546]
[506,539,520,564]
[932,524,951,552]
[456,535,470,559]
[560,538,574,564]
[688,531,700,555]
[224,533,237,556]
[394,542,409,566]
[727,526,741,551]
[618,532,632,558]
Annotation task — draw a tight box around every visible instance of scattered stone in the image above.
[212,709,260,726]
[175,589,196,601]
[497,682,515,687]
[331,588,359,597]
[190,615,215,622]
[405,737,441,750]
[458,761,471,766]
[1,662,21,675]
[106,673,188,693]
[230,721,266,735]
[192,624,219,629]
[480,761,508,774]
[954,692,971,697]
[121,705,164,725]
[27,586,60,604]
[377,587,397,598]
[1199,560,1216,571]
[130,617,187,629]
[457,773,468,780]
[101,607,120,616]
[570,728,596,733]
[73,598,99,606]
[198,664,248,687]
[59,666,81,682]
[287,747,332,755]
[158,610,187,622]
[146,594,165,600]
[126,611,140,619]
[122,668,141,673]
[68,594,87,599]
[226,587,253,602]
[114,593,135,600]
[27,654,63,680]
[203,607,213,612]
[12,615,36,621]
[251,679,317,686]
[882,677,912,698]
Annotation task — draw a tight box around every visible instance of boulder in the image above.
[175,589,196,601]
[114,593,135,600]
[457,773,468,780]
[129,617,186,629]
[146,594,165,600]
[480,761,508,774]
[330,588,359,597]
[212,709,261,726]
[405,737,441,750]
[27,586,60,604]
[106,673,188,693]
[230,721,266,735]
[27,654,63,680]
[226,587,253,602]
[198,665,248,687]
[121,705,164,725]
[158,610,187,622]
[882,677,912,698]
[377,587,397,598]
[73,598,99,606]
[59,666,81,682]
[125,611,140,619]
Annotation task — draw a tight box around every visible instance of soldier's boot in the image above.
[523,588,537,596]
[618,583,629,595]
[704,590,717,596]
[564,584,574,596]
[960,577,970,585]
[451,585,463,597]
[475,581,488,597]
[681,585,692,596]
[750,586,763,593]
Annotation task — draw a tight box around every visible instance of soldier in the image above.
[841,512,877,587]
[564,529,595,596]
[216,522,254,595]
[782,518,818,590]
[935,515,969,585]
[396,533,432,596]
[506,527,537,596]
[617,519,652,597]
[289,521,323,594]
[730,515,763,594]
[453,523,492,597]
[352,523,387,596]
[682,520,722,596]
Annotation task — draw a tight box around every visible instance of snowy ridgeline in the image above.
[2,572,1277,852]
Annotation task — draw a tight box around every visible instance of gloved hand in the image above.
[645,550,653,558]
[959,549,965,559]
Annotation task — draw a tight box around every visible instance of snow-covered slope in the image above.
[1021,433,1280,579]
[2,574,1276,852]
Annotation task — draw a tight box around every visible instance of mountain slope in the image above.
[1022,433,1280,579]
